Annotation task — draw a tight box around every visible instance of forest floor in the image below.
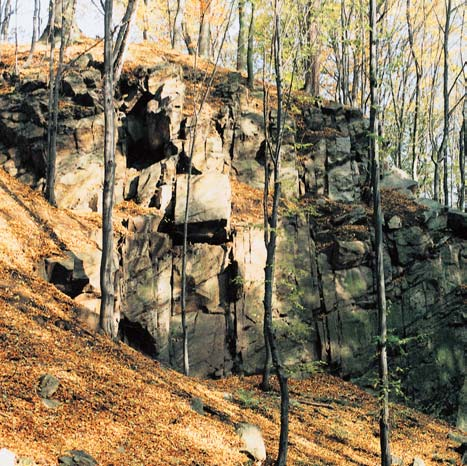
[0,166,463,466]
[0,42,464,466]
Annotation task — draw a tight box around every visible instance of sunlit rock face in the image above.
[3,61,465,426]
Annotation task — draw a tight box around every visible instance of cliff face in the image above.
[0,57,465,426]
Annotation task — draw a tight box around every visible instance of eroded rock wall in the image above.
[1,61,465,425]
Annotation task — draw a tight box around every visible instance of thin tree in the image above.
[237,0,247,71]
[100,0,117,338]
[198,0,210,57]
[406,0,422,181]
[40,0,79,42]
[459,78,466,211]
[143,0,149,41]
[247,1,255,88]
[262,0,289,463]
[113,0,139,83]
[369,0,391,464]
[0,0,12,42]
[25,0,41,66]
[303,0,321,96]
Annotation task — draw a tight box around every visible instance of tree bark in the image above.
[40,0,80,42]
[113,0,139,83]
[247,1,255,88]
[262,2,289,464]
[442,0,452,207]
[459,82,466,211]
[236,0,247,71]
[25,0,40,65]
[172,0,186,49]
[100,0,118,339]
[406,0,422,181]
[198,0,210,57]
[0,0,12,41]
[143,0,149,41]
[370,0,391,464]
[303,0,320,96]
[45,0,57,206]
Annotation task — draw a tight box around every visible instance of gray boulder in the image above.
[235,423,266,462]
[0,448,16,466]
[58,450,97,466]
[37,374,60,399]
[381,167,418,194]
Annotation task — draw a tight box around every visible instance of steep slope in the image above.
[0,170,463,466]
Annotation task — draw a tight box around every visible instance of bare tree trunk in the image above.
[25,0,40,66]
[370,0,391,464]
[406,0,422,181]
[0,0,11,41]
[262,2,289,463]
[442,0,452,207]
[182,19,196,55]
[45,0,57,206]
[143,0,149,41]
[303,0,320,96]
[459,82,466,211]
[113,0,139,83]
[40,0,79,42]
[247,1,255,88]
[100,0,118,338]
[198,0,210,57]
[172,0,186,48]
[236,0,247,71]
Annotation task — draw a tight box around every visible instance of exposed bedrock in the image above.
[1,62,465,426]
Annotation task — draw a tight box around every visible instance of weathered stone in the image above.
[235,423,266,462]
[38,374,60,399]
[331,240,370,270]
[174,173,231,231]
[381,167,418,194]
[387,215,402,230]
[58,450,97,466]
[81,68,102,88]
[62,72,88,98]
[392,226,433,266]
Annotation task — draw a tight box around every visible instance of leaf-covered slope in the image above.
[0,169,462,466]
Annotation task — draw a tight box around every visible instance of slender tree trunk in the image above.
[25,0,40,66]
[442,0,452,207]
[1,0,11,41]
[370,0,391,464]
[406,0,421,181]
[45,0,57,206]
[198,0,210,57]
[247,1,255,89]
[113,0,139,83]
[262,2,289,463]
[182,19,196,55]
[100,0,117,338]
[459,82,466,211]
[172,0,186,48]
[40,0,79,42]
[143,0,149,41]
[237,0,247,71]
[304,0,320,96]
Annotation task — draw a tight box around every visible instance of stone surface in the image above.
[411,458,426,466]
[174,173,231,235]
[58,450,98,466]
[381,167,418,193]
[38,374,60,399]
[448,209,467,239]
[235,423,266,462]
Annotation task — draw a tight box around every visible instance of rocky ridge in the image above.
[0,51,465,427]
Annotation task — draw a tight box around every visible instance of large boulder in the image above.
[174,173,231,242]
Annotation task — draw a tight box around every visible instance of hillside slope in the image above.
[0,170,463,465]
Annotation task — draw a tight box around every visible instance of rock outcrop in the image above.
[1,60,465,426]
